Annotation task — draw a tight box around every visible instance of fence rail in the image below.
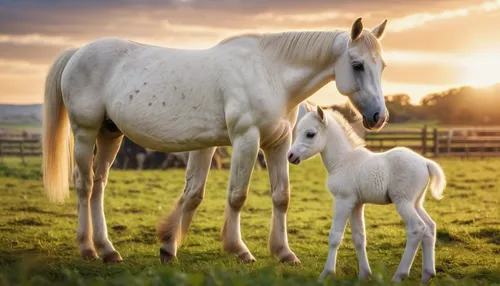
[2,126,500,162]
[364,126,500,157]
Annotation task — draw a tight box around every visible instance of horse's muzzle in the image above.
[287,151,301,165]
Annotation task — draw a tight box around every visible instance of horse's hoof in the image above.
[279,252,301,265]
[237,252,256,263]
[160,247,176,263]
[81,249,99,260]
[103,250,123,263]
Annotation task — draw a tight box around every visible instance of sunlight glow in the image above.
[461,50,500,87]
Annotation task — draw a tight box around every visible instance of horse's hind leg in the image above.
[91,128,124,263]
[73,127,100,260]
[416,205,437,284]
[392,202,426,282]
[157,147,216,263]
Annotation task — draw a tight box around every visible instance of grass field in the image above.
[0,156,499,285]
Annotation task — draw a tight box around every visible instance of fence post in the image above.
[422,125,427,155]
[433,128,439,157]
[20,141,26,166]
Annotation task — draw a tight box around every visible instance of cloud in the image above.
[388,0,500,32]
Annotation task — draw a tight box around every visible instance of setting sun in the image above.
[461,49,500,87]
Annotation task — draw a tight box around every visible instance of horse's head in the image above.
[334,18,388,131]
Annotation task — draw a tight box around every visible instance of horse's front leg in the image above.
[222,127,260,262]
[350,204,372,280]
[262,138,300,264]
[318,198,355,281]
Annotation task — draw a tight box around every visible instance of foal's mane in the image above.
[328,110,366,148]
[218,30,382,65]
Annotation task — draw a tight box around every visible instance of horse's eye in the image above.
[306,132,316,139]
[352,63,364,71]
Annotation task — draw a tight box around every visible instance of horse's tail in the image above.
[425,159,446,200]
[42,48,78,204]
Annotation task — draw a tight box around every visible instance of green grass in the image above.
[0,156,499,285]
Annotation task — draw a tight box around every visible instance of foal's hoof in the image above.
[279,252,301,265]
[81,249,99,260]
[103,250,123,263]
[237,252,256,264]
[318,270,333,281]
[421,269,436,284]
[159,247,176,263]
[392,272,409,283]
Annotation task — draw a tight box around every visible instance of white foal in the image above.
[288,106,446,284]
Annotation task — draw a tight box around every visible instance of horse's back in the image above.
[60,37,269,152]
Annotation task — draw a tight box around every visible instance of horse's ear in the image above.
[372,19,387,40]
[351,17,363,41]
[317,106,327,124]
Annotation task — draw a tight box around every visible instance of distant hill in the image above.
[0,104,42,126]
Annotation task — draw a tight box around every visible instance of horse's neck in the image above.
[259,30,348,109]
[320,124,353,174]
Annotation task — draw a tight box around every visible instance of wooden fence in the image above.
[2,126,500,162]
[0,139,42,165]
[364,126,500,157]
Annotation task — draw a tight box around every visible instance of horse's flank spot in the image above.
[135,89,140,93]
[174,86,177,91]
[143,82,147,85]
[181,93,186,99]
[162,101,166,107]
[148,102,152,106]
[129,95,133,100]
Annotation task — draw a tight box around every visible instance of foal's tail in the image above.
[42,48,78,204]
[425,159,446,200]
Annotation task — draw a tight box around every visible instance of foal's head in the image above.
[288,105,329,165]
[334,18,389,131]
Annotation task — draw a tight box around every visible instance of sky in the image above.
[0,0,499,106]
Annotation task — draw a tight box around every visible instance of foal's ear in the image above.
[304,102,313,112]
[351,17,363,41]
[316,106,327,124]
[372,19,388,40]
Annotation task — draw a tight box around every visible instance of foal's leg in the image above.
[350,204,372,280]
[262,139,300,264]
[222,127,259,262]
[319,198,355,280]
[416,205,437,284]
[73,127,99,259]
[157,147,216,263]
[392,202,427,282]
[91,129,123,263]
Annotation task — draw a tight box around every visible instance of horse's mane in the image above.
[327,110,366,148]
[218,29,382,65]
[259,31,341,65]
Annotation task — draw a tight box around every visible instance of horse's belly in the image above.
[107,97,230,152]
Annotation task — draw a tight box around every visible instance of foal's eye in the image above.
[306,132,316,139]
[352,62,364,71]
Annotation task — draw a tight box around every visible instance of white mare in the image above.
[42,18,389,264]
[288,107,446,284]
